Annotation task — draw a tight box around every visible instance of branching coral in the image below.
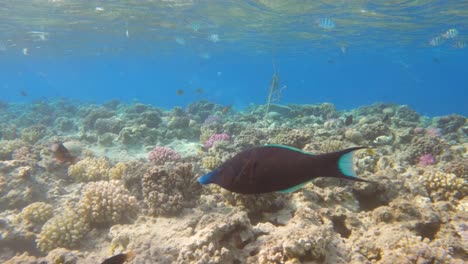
[77,180,139,226]
[147,146,181,165]
[419,170,468,202]
[142,162,198,216]
[202,156,222,170]
[108,162,127,180]
[19,202,53,225]
[20,125,48,144]
[320,140,344,153]
[67,157,110,182]
[36,209,90,253]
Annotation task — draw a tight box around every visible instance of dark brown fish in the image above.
[51,142,77,164]
[344,115,353,126]
[176,89,185,96]
[101,251,135,264]
[382,114,390,123]
[199,145,369,194]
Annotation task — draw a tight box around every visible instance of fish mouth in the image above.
[198,169,218,185]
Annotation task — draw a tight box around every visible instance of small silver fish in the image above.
[429,36,443,46]
[442,28,459,39]
[317,18,335,29]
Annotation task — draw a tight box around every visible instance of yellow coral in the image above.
[67,157,110,182]
[36,209,90,253]
[108,162,127,180]
[202,156,221,170]
[20,202,53,224]
[77,180,138,226]
[420,170,468,201]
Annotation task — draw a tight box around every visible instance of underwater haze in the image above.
[0,0,467,116]
[1,1,468,264]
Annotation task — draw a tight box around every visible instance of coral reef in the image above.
[67,157,110,182]
[0,100,466,263]
[36,209,90,253]
[204,133,231,148]
[19,202,53,225]
[77,180,139,226]
[147,146,181,165]
[201,156,222,170]
[20,125,48,144]
[142,162,199,216]
[270,129,311,149]
[419,169,468,202]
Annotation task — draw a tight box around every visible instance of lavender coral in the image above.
[147,146,181,165]
[204,133,230,148]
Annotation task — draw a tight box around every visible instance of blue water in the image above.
[1,0,467,116]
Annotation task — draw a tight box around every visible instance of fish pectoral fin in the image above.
[277,181,310,194]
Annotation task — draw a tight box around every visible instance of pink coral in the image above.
[426,127,442,137]
[148,146,181,165]
[418,153,435,166]
[204,133,231,148]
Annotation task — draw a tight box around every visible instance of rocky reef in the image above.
[0,99,466,263]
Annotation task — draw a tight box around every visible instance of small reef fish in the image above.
[176,89,185,96]
[453,40,466,49]
[51,142,77,164]
[442,28,459,39]
[101,251,135,264]
[382,113,390,123]
[195,88,204,94]
[199,145,369,194]
[429,36,443,46]
[317,18,335,29]
[20,90,27,97]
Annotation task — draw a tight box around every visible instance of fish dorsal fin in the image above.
[277,181,311,194]
[264,144,315,155]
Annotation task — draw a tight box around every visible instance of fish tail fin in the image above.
[198,169,218,185]
[336,147,369,182]
[125,250,136,261]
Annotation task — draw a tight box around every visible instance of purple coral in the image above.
[148,146,181,164]
[418,153,435,166]
[204,133,231,148]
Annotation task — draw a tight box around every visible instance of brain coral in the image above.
[36,209,90,253]
[67,157,110,182]
[142,162,198,216]
[77,180,139,226]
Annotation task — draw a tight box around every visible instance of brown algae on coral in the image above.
[0,100,466,263]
